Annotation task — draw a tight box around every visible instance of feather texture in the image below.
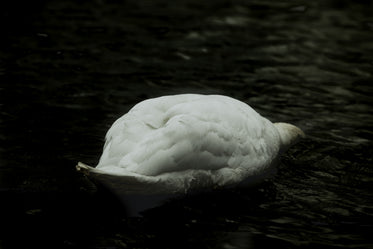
[77,94,304,195]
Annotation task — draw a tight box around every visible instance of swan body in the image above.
[77,94,304,196]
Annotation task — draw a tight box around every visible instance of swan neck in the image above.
[274,122,305,152]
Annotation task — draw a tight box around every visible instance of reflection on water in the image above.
[1,0,372,248]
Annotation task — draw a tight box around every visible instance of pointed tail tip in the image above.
[76,162,91,175]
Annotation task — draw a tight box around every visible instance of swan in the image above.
[76,94,304,213]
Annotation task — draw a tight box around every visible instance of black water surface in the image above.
[1,0,373,248]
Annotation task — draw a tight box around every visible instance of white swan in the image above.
[77,94,304,196]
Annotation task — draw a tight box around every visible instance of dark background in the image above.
[1,0,373,248]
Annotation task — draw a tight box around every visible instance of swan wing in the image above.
[97,95,280,177]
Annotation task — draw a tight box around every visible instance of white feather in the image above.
[77,94,304,195]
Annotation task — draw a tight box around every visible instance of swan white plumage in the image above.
[77,94,304,196]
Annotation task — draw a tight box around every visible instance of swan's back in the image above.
[77,94,304,197]
[97,94,281,177]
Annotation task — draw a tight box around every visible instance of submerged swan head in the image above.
[274,122,305,153]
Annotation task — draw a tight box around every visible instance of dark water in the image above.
[1,0,373,248]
